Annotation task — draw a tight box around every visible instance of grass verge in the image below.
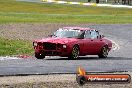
[0,37,33,56]
[1,12,132,24]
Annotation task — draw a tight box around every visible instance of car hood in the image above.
[35,37,78,44]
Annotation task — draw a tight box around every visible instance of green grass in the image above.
[0,12,132,24]
[0,0,132,24]
[1,0,132,14]
[0,37,33,56]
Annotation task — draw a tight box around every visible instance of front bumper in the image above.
[33,42,72,56]
[44,50,62,56]
[34,47,70,56]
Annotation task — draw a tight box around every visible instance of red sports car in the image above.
[33,27,112,59]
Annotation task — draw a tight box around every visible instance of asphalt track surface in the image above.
[0,24,132,76]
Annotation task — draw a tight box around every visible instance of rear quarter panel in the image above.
[103,39,112,51]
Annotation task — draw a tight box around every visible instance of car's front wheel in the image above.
[68,45,79,59]
[98,46,109,58]
[35,52,45,59]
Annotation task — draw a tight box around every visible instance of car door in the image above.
[83,30,104,55]
[83,30,94,55]
[89,30,104,54]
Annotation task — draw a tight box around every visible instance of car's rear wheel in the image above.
[98,46,108,58]
[35,52,45,59]
[68,45,79,59]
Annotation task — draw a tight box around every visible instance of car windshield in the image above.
[53,28,83,38]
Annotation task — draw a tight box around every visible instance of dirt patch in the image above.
[0,23,94,40]
[0,73,131,88]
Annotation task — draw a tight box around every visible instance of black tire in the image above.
[68,45,79,59]
[98,46,109,58]
[35,52,45,59]
[76,75,86,86]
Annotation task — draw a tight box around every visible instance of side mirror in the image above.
[99,35,105,38]
[78,32,85,39]
[78,34,84,39]
[48,34,53,37]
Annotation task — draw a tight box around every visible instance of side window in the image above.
[84,30,91,38]
[90,30,99,39]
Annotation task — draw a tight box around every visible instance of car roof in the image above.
[62,27,95,31]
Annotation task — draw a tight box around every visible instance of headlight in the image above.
[33,42,37,46]
[63,45,67,48]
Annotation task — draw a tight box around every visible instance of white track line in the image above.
[42,0,132,9]
[0,56,20,61]
[106,38,120,51]
[111,40,120,51]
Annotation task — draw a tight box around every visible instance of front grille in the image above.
[45,51,61,55]
[43,42,56,50]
